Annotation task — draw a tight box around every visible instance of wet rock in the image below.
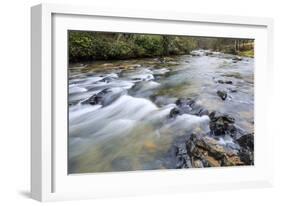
[205,155,221,167]
[176,98,194,107]
[181,134,244,167]
[209,111,237,137]
[225,80,233,84]
[217,80,233,84]
[169,108,182,118]
[217,90,227,100]
[232,56,243,61]
[236,133,254,165]
[100,76,116,83]
[175,98,193,113]
[239,149,254,165]
[174,143,192,168]
[236,133,254,150]
[82,87,125,106]
[209,111,235,123]
[195,137,225,159]
[169,98,209,118]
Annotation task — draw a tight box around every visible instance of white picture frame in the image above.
[31,3,274,202]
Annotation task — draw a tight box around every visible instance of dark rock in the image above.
[82,91,104,105]
[176,98,194,107]
[131,78,142,81]
[169,108,182,118]
[82,87,125,106]
[217,80,232,84]
[209,111,236,137]
[174,143,192,168]
[236,133,254,165]
[100,77,116,83]
[232,56,243,61]
[238,148,254,165]
[225,80,233,84]
[209,111,235,123]
[236,133,254,150]
[169,98,209,118]
[217,90,227,100]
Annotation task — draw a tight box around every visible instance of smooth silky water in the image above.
[68,50,254,173]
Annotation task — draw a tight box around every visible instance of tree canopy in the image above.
[68,31,254,62]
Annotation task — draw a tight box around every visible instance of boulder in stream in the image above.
[174,142,192,169]
[236,133,254,165]
[209,111,237,137]
[169,98,209,118]
[82,87,125,106]
[174,134,244,168]
[217,79,233,84]
[232,56,243,61]
[217,90,227,100]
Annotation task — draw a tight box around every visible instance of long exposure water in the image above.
[68,50,254,173]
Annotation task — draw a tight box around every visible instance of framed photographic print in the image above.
[31,3,274,201]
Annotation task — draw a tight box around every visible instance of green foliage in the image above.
[171,37,197,54]
[238,50,254,58]
[68,31,254,62]
[108,41,134,59]
[68,31,199,62]
[68,32,94,62]
[133,35,164,57]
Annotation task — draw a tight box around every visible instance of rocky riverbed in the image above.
[68,50,254,173]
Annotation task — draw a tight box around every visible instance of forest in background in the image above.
[68,31,254,62]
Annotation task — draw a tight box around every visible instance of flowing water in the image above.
[68,50,254,173]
